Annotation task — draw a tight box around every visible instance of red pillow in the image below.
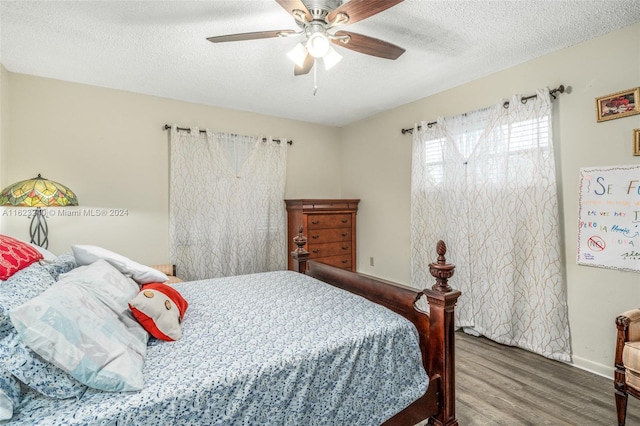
[128,282,188,341]
[0,235,43,280]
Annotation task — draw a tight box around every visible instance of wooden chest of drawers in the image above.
[285,199,359,271]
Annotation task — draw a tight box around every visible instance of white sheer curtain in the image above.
[410,89,571,361]
[169,126,287,280]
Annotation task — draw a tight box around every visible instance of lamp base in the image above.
[30,208,49,249]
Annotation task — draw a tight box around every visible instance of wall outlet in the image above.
[369,257,374,266]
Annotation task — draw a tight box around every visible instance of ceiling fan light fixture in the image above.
[207,0,407,78]
[323,45,342,70]
[287,43,308,67]
[306,32,330,58]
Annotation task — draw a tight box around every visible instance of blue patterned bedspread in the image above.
[9,271,428,425]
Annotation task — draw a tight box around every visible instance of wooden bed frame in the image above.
[291,231,461,426]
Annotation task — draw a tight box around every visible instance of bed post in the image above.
[291,225,309,273]
[291,234,460,426]
[423,240,461,426]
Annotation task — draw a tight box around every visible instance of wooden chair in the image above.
[615,308,640,425]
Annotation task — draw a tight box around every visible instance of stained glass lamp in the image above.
[0,174,78,249]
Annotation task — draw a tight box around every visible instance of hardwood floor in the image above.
[454,331,640,425]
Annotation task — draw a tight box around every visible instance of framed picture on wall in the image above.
[634,129,640,156]
[596,87,640,122]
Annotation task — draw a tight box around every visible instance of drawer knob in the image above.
[311,220,320,225]
[312,249,320,254]
[311,234,320,239]
[341,232,348,237]
[341,219,348,223]
[341,259,348,264]
[342,246,348,250]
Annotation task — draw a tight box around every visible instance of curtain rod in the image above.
[400,85,566,135]
[163,124,293,145]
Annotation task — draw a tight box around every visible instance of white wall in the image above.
[0,74,343,263]
[340,22,640,376]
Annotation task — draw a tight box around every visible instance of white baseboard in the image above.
[571,355,614,379]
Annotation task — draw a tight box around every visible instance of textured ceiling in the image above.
[1,0,640,127]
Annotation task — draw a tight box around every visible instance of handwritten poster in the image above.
[577,165,640,273]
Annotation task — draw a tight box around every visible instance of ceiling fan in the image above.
[207,0,406,76]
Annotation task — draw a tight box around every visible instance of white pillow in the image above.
[0,369,20,421]
[72,244,167,284]
[29,244,58,262]
[0,391,12,421]
[9,260,148,392]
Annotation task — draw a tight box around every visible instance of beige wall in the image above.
[0,65,7,188]
[0,74,342,263]
[0,65,7,231]
[340,22,640,376]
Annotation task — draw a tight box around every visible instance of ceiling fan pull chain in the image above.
[313,64,318,96]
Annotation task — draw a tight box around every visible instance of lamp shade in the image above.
[322,46,342,70]
[287,43,308,68]
[0,174,78,207]
[306,32,330,58]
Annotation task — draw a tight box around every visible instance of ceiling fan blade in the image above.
[332,31,405,60]
[294,54,314,76]
[275,0,312,22]
[207,30,295,43]
[327,0,404,25]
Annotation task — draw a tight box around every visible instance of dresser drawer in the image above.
[285,199,359,272]
[308,228,351,244]
[313,255,352,269]
[302,201,359,211]
[307,214,351,229]
[308,241,352,258]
